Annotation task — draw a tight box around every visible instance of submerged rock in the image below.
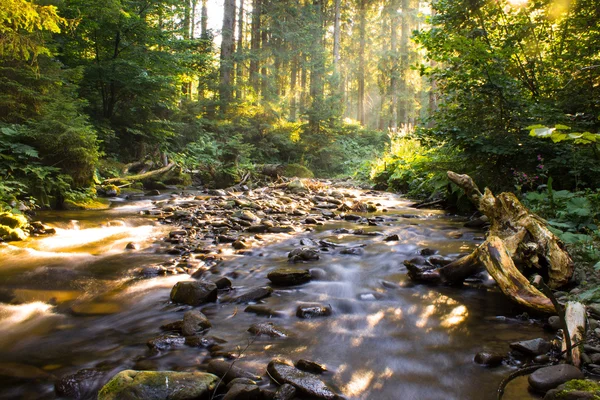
[97,370,218,400]
[266,360,340,400]
[510,338,552,356]
[295,359,328,374]
[55,368,109,399]
[267,268,311,286]
[245,305,284,318]
[170,281,218,306]
[207,360,262,383]
[146,335,185,351]
[273,383,297,400]
[223,383,261,400]
[474,352,504,367]
[229,287,273,303]
[529,365,584,393]
[296,304,332,319]
[288,248,320,262]
[248,322,290,338]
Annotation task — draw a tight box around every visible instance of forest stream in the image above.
[0,184,552,400]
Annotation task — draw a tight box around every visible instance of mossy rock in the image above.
[141,180,169,190]
[98,370,219,400]
[0,212,28,229]
[545,379,600,400]
[63,198,111,211]
[162,171,192,186]
[283,164,314,178]
[0,225,27,241]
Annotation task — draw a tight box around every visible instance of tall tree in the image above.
[357,0,367,125]
[220,0,236,107]
[249,0,262,93]
[235,0,244,99]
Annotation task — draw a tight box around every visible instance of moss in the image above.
[0,212,28,229]
[283,163,314,178]
[554,380,600,399]
[0,225,28,241]
[103,184,121,195]
[63,198,111,210]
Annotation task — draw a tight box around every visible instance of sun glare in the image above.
[507,0,528,6]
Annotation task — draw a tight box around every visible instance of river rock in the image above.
[510,338,552,356]
[340,247,364,256]
[182,310,211,336]
[296,304,332,319]
[207,360,262,383]
[248,322,290,338]
[230,287,273,303]
[528,365,584,393]
[55,368,108,399]
[295,359,327,374]
[544,380,600,400]
[274,383,297,400]
[268,226,295,234]
[160,320,183,332]
[384,234,400,242]
[98,370,218,400]
[170,281,217,306]
[548,316,562,331]
[266,361,339,400]
[474,351,504,367]
[147,335,185,351]
[223,383,261,400]
[267,268,311,286]
[245,305,283,318]
[288,248,320,262]
[211,276,233,289]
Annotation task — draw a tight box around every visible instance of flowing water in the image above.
[0,190,549,399]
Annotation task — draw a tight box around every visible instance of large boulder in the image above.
[267,361,340,400]
[529,365,584,394]
[55,368,109,399]
[97,370,218,400]
[170,281,217,306]
[267,268,311,286]
[544,380,600,400]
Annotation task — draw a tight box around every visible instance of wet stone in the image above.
[98,370,218,400]
[182,310,211,336]
[245,305,284,318]
[248,322,290,338]
[288,248,320,262]
[474,352,504,367]
[223,383,261,400]
[267,268,312,286]
[273,383,297,400]
[267,360,339,400]
[419,248,437,256]
[55,368,108,399]
[226,378,258,390]
[230,287,273,303]
[548,316,562,331]
[384,234,400,242]
[211,276,233,290]
[160,320,183,333]
[146,335,185,351]
[510,338,552,356]
[296,304,333,319]
[529,364,584,393]
[295,359,327,374]
[207,360,262,383]
[170,281,218,306]
[340,247,364,256]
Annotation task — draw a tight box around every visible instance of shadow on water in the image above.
[0,193,546,399]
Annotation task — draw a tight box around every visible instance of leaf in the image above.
[529,127,554,137]
[594,261,600,271]
[559,232,593,244]
[577,287,600,302]
[554,124,571,130]
[550,132,568,143]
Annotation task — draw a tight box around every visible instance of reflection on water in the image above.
[0,194,546,400]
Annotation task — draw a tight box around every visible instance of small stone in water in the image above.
[474,352,504,367]
[295,359,328,374]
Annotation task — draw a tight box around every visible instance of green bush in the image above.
[283,164,314,178]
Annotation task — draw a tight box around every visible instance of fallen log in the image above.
[102,162,176,185]
[420,172,574,313]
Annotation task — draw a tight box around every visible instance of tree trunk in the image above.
[201,0,208,39]
[357,0,366,125]
[235,0,244,99]
[390,0,399,133]
[290,55,298,121]
[415,171,575,313]
[333,0,341,73]
[398,0,411,124]
[250,0,262,93]
[563,302,585,367]
[220,0,236,108]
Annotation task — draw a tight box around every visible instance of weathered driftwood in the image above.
[563,301,586,367]
[102,162,176,184]
[422,171,574,313]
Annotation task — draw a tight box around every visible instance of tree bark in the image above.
[250,0,262,93]
[390,0,399,133]
[563,301,585,367]
[201,0,208,39]
[414,171,576,313]
[220,0,236,108]
[333,0,341,73]
[357,0,366,125]
[235,0,244,99]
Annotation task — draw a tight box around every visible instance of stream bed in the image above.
[0,185,549,399]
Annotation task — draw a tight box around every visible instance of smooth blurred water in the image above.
[0,192,547,399]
